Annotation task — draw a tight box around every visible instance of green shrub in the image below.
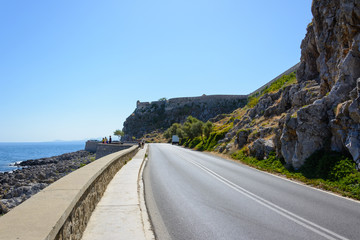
[247,96,259,108]
[231,150,247,160]
[188,137,202,148]
[266,72,296,93]
[299,150,355,181]
[203,128,229,151]
[328,157,356,181]
[232,151,286,173]
[231,149,360,200]
[203,121,213,139]
[247,72,297,108]
[195,141,204,151]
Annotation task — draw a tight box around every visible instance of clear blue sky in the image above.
[0,0,312,142]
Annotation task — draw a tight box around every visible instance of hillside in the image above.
[122,95,248,139]
[123,0,360,172]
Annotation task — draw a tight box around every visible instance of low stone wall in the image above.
[85,141,134,159]
[0,146,138,240]
[84,141,99,153]
[95,143,134,159]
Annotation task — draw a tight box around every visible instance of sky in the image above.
[0,0,313,142]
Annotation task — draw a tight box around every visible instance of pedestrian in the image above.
[109,136,112,144]
[105,137,108,144]
[102,138,105,143]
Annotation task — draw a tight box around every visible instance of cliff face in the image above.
[122,0,360,170]
[225,0,360,169]
[282,0,360,169]
[122,95,247,139]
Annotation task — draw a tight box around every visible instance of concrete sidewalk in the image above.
[81,145,154,240]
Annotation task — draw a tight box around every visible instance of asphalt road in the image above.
[143,144,360,240]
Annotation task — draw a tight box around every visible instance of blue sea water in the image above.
[0,141,85,172]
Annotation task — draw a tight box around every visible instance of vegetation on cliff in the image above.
[122,95,247,139]
[160,69,360,200]
[125,0,360,201]
[162,116,360,200]
[163,116,216,149]
[231,150,360,200]
[247,72,297,108]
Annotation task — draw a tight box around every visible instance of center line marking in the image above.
[175,150,349,240]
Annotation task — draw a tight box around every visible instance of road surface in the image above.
[143,144,360,240]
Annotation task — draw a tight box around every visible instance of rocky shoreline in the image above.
[0,150,96,215]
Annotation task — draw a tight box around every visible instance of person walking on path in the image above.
[109,136,112,144]
[141,139,145,149]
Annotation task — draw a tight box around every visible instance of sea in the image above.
[0,141,85,172]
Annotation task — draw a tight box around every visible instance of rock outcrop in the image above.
[280,0,360,169]
[0,151,95,213]
[222,77,322,167]
[249,138,275,160]
[122,0,360,170]
[228,0,360,169]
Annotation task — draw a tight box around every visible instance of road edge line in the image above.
[138,144,156,240]
[203,150,360,205]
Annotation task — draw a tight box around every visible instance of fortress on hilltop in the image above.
[136,94,248,111]
[136,62,301,112]
[123,63,300,139]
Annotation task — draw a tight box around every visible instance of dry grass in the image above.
[143,131,167,143]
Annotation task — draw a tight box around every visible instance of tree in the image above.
[203,121,213,139]
[182,121,193,139]
[114,129,125,141]
[164,123,182,139]
[163,116,206,141]
[191,121,204,141]
[185,116,198,124]
[176,128,185,139]
[180,116,204,140]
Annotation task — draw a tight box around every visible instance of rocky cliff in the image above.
[222,0,360,170]
[123,95,247,139]
[123,0,360,170]
[282,0,360,169]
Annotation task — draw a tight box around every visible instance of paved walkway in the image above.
[82,145,154,240]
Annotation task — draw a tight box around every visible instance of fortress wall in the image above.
[137,94,248,112]
[136,101,150,109]
[135,63,300,111]
[248,62,300,97]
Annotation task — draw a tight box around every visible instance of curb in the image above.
[138,145,155,240]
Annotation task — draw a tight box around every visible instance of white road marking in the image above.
[174,148,349,240]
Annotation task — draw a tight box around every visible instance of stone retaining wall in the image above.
[0,146,138,240]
